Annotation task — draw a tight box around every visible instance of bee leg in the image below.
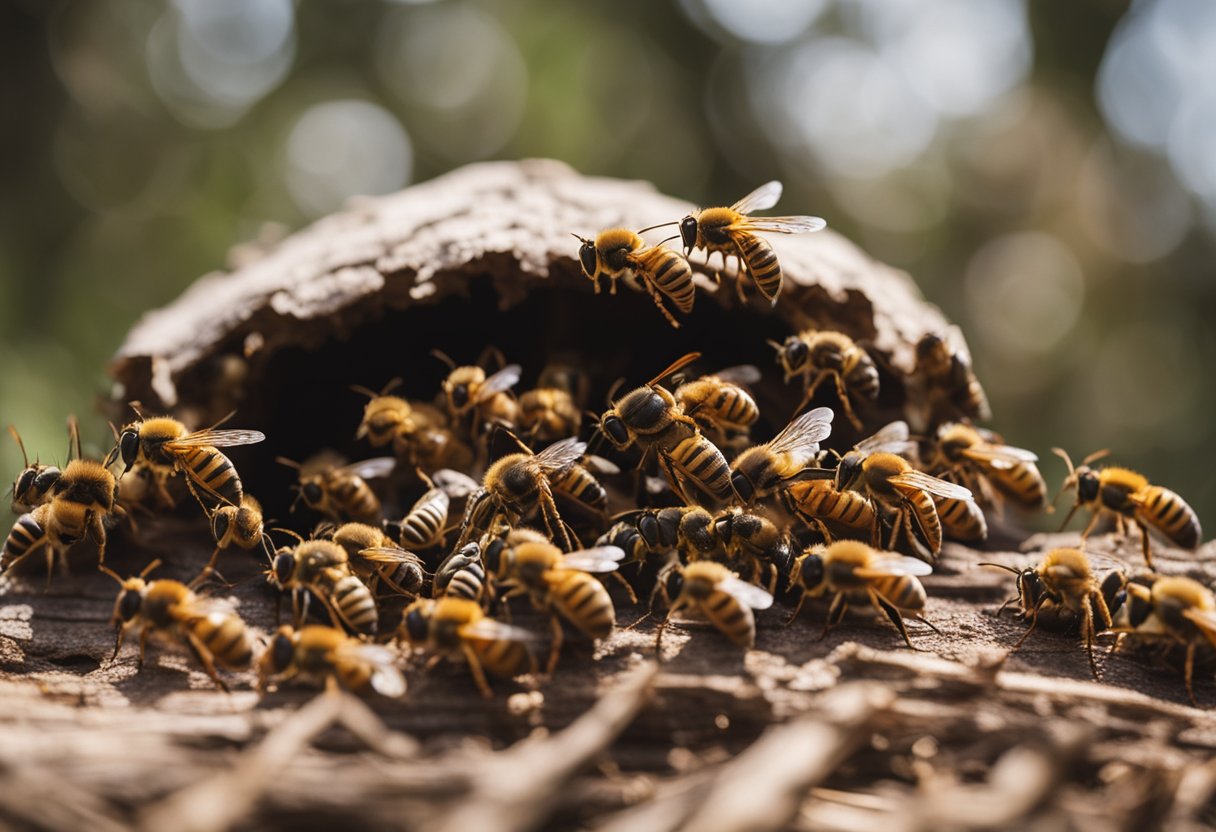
[138,628,150,668]
[459,643,495,699]
[1012,596,1050,651]
[994,595,1021,617]
[1081,598,1099,679]
[608,571,638,605]
[831,374,864,432]
[110,625,127,662]
[784,591,808,626]
[545,615,564,675]
[191,547,223,591]
[183,630,230,693]
[793,372,828,419]
[1135,520,1155,570]
[1080,509,1102,541]
[1185,641,1199,707]
[655,600,685,653]
[817,592,847,642]
[641,276,682,329]
[870,589,915,650]
[912,615,942,636]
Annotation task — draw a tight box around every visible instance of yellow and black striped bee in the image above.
[484,529,624,672]
[982,548,1125,678]
[518,387,582,444]
[269,537,379,636]
[200,493,272,584]
[434,541,491,606]
[655,561,773,649]
[910,330,991,430]
[551,454,617,519]
[107,409,264,510]
[434,350,521,433]
[2,505,55,579]
[730,407,834,505]
[834,422,975,562]
[278,451,395,525]
[400,597,537,698]
[788,541,935,648]
[7,423,62,514]
[713,508,795,594]
[329,522,425,598]
[784,477,876,543]
[102,560,253,691]
[257,624,405,697]
[935,494,988,544]
[677,181,826,305]
[1054,449,1201,569]
[353,379,415,449]
[599,353,735,505]
[673,364,762,447]
[575,228,695,329]
[596,505,720,569]
[1111,575,1216,706]
[924,423,1045,512]
[770,330,878,431]
[384,469,465,552]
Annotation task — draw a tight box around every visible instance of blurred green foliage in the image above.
[0,0,1212,529]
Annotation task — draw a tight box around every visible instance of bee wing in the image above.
[433,469,481,499]
[177,595,239,619]
[891,470,974,502]
[767,407,834,464]
[340,457,397,480]
[359,546,423,564]
[534,436,588,472]
[1183,608,1216,641]
[730,181,782,215]
[476,364,522,402]
[168,429,266,449]
[717,575,774,610]
[334,641,406,698]
[584,455,621,476]
[1082,552,1128,574]
[711,365,762,385]
[855,421,914,456]
[961,445,1039,468]
[461,617,540,643]
[855,555,933,579]
[737,216,827,235]
[560,545,625,573]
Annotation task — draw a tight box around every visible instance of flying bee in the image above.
[433,350,521,432]
[675,180,826,305]
[101,560,253,691]
[730,407,835,505]
[834,421,975,562]
[981,548,1126,678]
[713,508,795,594]
[784,477,876,542]
[924,423,1045,512]
[107,409,265,511]
[400,597,537,698]
[8,424,61,513]
[574,228,695,329]
[483,532,624,672]
[655,561,774,649]
[1054,449,1201,569]
[278,452,395,525]
[911,330,991,430]
[459,434,587,551]
[200,493,272,585]
[673,364,762,447]
[787,541,935,649]
[599,353,735,505]
[329,522,425,598]
[518,387,581,443]
[770,330,878,431]
[434,541,492,606]
[268,537,379,636]
[257,624,405,697]
[1111,576,1216,706]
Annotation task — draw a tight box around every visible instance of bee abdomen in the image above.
[844,355,880,401]
[904,490,943,555]
[651,251,696,312]
[330,575,379,635]
[181,447,242,506]
[400,496,447,548]
[555,574,615,639]
[713,389,759,427]
[668,435,734,502]
[1140,486,1201,549]
[994,462,1047,509]
[191,613,253,669]
[738,235,781,300]
[936,496,987,543]
[474,638,533,678]
[704,590,755,647]
[554,467,607,511]
[872,576,927,613]
[3,512,47,569]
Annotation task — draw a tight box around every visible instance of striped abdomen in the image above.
[179,446,242,506]
[936,496,987,543]
[871,575,927,614]
[470,636,534,678]
[789,480,875,531]
[843,352,880,402]
[701,590,756,647]
[399,488,449,549]
[327,574,378,635]
[666,434,734,503]
[735,233,782,301]
[704,385,759,431]
[552,464,607,512]
[189,612,253,669]
[988,461,1047,510]
[331,476,382,524]
[2,509,48,571]
[548,570,615,639]
[1138,486,1201,550]
[640,247,695,313]
[898,489,943,556]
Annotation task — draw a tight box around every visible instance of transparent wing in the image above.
[1183,608,1216,640]
[891,470,974,501]
[855,421,914,456]
[962,445,1039,467]
[335,642,406,697]
[584,455,621,476]
[168,429,266,449]
[737,216,827,234]
[767,407,834,464]
[338,457,397,480]
[358,546,423,564]
[461,617,540,642]
[534,436,588,472]
[856,555,933,578]
[1082,552,1128,574]
[711,365,762,385]
[560,545,625,573]
[177,596,239,620]
[477,364,522,402]
[730,181,782,215]
[718,575,774,610]
[432,469,481,499]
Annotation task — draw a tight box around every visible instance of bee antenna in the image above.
[128,401,146,420]
[98,563,125,584]
[648,353,702,388]
[604,377,626,407]
[66,416,82,462]
[350,384,380,400]
[1051,447,1075,479]
[270,527,304,544]
[571,233,592,245]
[275,456,302,471]
[494,426,532,455]
[415,467,435,490]
[636,221,678,235]
[977,562,1021,576]
[139,559,163,579]
[7,425,29,468]
[765,339,784,354]
[1082,448,1111,467]
[430,349,457,371]
[656,235,681,247]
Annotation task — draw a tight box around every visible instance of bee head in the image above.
[678,215,698,254]
[401,601,432,645]
[272,550,295,587]
[212,508,233,544]
[661,565,685,603]
[679,509,717,553]
[108,426,141,474]
[1075,468,1099,504]
[268,628,295,674]
[117,585,143,622]
[576,235,598,278]
[834,452,863,492]
[1017,568,1045,609]
[482,536,506,576]
[299,480,323,508]
[599,412,631,449]
[796,550,826,593]
[730,469,755,504]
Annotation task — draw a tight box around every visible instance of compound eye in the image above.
[15,470,36,498]
[271,633,294,671]
[664,569,685,599]
[404,608,429,643]
[678,217,698,252]
[799,556,825,590]
[731,472,754,504]
[119,590,141,621]
[119,431,140,468]
[302,483,323,505]
[451,385,469,408]
[213,512,231,541]
[603,416,629,447]
[274,554,295,585]
[578,243,597,277]
[786,339,808,363]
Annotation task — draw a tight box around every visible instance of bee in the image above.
[983,548,1126,676]
[784,478,876,542]
[596,506,704,567]
[730,407,834,505]
[408,425,475,474]
[551,455,618,516]
[713,508,795,593]
[2,505,54,578]
[676,181,826,304]
[400,597,537,698]
[834,421,975,561]
[483,531,624,672]
[911,330,991,429]
[655,561,774,649]
[257,624,405,697]
[200,493,272,584]
[269,537,379,636]
[329,522,425,598]
[8,424,61,513]
[433,350,521,432]
[574,228,695,329]
[278,452,395,525]
[434,541,491,605]
[1111,576,1216,706]
[787,541,935,649]
[107,410,265,510]
[352,379,415,449]
[518,387,582,443]
[770,330,878,431]
[924,423,1045,512]
[388,470,452,551]
[1054,449,1201,569]
[537,362,590,410]
[935,494,988,544]
[459,434,587,551]
[599,353,735,505]
[673,365,762,447]
[102,560,253,691]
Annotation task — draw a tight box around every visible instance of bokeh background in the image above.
[0,0,1213,530]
